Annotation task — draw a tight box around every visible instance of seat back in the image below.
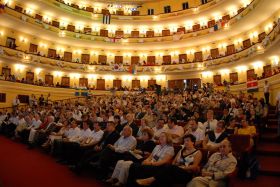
[228,134,251,154]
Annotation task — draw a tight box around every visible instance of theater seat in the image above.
[228,134,251,156]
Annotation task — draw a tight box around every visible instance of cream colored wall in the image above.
[0,80,76,108]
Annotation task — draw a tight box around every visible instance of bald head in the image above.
[219,139,232,156]
[122,126,132,137]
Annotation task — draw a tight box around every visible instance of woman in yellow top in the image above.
[237,119,256,147]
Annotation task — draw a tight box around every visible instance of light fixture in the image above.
[252,61,263,69]
[271,56,279,66]
[236,65,248,72]
[35,68,42,75]
[53,71,63,77]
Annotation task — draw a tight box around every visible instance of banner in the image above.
[247,80,258,92]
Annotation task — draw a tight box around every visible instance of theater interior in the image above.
[0,0,280,186]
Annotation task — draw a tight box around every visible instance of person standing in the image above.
[264,80,270,105]
[12,96,20,112]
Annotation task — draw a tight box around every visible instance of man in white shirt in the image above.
[95,126,137,179]
[60,121,92,164]
[228,102,239,118]
[152,119,167,140]
[166,118,184,144]
[66,120,81,142]
[14,114,27,138]
[81,121,104,146]
[0,111,7,126]
[264,80,270,105]
[199,110,218,134]
[4,114,19,137]
[73,110,82,121]
[19,114,42,143]
[185,119,205,146]
[29,114,42,129]
[12,96,20,112]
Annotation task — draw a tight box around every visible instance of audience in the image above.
[0,88,268,186]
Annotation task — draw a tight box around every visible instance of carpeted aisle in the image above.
[0,136,105,187]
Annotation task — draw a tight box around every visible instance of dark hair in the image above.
[92,121,101,126]
[229,118,236,122]
[217,120,226,129]
[141,128,154,139]
[183,134,196,143]
[107,121,115,126]
[114,115,120,120]
[168,117,177,124]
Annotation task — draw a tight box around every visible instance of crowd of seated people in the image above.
[0,89,269,186]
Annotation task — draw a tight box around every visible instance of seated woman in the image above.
[187,140,237,187]
[126,132,174,187]
[106,128,156,186]
[237,119,256,147]
[136,134,202,187]
[203,120,228,153]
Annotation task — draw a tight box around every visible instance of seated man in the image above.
[42,119,69,149]
[70,121,120,173]
[19,114,42,143]
[187,140,237,187]
[14,114,27,138]
[52,120,81,157]
[59,120,92,164]
[203,120,228,153]
[185,118,205,147]
[152,119,167,141]
[125,113,139,137]
[95,126,137,179]
[29,114,57,147]
[166,117,184,144]
[199,109,218,134]
[2,113,19,137]
[81,121,104,147]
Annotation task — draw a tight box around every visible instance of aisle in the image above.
[0,136,105,187]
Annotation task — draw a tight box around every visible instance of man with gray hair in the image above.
[126,113,139,137]
[29,114,56,147]
[94,125,137,179]
[187,140,237,187]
